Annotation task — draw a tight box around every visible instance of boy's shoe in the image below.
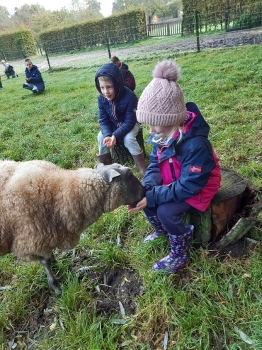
[153,225,194,273]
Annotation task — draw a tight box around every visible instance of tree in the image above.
[112,0,166,22]
[13,4,43,28]
[0,5,12,31]
[31,9,72,36]
[112,0,126,14]
[69,0,102,20]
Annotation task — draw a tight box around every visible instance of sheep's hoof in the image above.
[50,281,61,296]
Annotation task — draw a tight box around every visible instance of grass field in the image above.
[0,44,261,349]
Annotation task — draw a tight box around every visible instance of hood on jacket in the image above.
[185,102,210,139]
[95,63,125,101]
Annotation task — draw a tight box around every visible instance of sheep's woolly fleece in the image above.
[0,160,143,262]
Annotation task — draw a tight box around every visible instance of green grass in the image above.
[0,44,262,349]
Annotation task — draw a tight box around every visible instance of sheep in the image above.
[0,160,145,295]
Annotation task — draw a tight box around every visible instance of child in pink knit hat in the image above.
[128,60,221,273]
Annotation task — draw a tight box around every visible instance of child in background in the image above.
[110,56,136,91]
[1,60,18,79]
[95,63,146,176]
[23,58,45,94]
[128,60,221,273]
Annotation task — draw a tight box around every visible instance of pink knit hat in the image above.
[136,60,187,126]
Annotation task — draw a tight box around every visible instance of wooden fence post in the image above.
[43,45,51,71]
[104,31,111,59]
[195,11,201,52]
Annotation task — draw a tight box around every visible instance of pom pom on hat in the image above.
[136,60,186,127]
[152,59,180,81]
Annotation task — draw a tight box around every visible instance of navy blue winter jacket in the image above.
[143,102,221,211]
[95,63,138,141]
[25,65,45,91]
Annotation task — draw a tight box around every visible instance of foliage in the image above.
[182,0,262,33]
[39,10,147,54]
[13,4,44,28]
[0,5,11,31]
[111,0,182,22]
[31,9,74,37]
[0,0,103,39]
[0,43,261,348]
[0,29,37,60]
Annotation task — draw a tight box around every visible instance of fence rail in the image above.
[146,21,182,37]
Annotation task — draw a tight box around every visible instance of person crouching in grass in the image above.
[23,58,45,94]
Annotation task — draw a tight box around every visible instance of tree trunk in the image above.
[184,168,262,249]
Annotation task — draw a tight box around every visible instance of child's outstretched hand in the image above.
[127,197,147,213]
[103,135,116,148]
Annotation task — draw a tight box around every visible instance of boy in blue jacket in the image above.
[95,63,146,176]
[23,58,45,94]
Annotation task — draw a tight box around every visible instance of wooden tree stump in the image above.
[111,126,146,165]
[183,168,262,248]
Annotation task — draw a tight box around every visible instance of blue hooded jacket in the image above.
[25,65,45,91]
[143,102,221,211]
[95,63,138,141]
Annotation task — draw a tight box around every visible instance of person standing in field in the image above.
[110,56,136,91]
[95,62,146,176]
[23,58,45,94]
[128,60,221,273]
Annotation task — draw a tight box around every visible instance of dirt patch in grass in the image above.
[3,237,256,349]
[87,267,142,317]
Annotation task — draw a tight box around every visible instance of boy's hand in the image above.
[127,197,147,213]
[103,135,116,148]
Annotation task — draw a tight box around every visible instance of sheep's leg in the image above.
[40,256,61,296]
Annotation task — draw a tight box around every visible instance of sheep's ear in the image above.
[96,164,121,182]
[107,169,121,182]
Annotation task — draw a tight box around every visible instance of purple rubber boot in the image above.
[143,215,168,242]
[153,225,194,273]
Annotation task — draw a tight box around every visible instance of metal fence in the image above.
[1,9,262,65]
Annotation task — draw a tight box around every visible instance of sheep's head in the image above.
[96,163,145,208]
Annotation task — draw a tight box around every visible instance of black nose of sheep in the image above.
[0,160,144,295]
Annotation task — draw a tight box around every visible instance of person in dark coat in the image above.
[95,62,146,176]
[1,60,18,79]
[23,58,45,94]
[128,60,221,273]
[110,56,136,91]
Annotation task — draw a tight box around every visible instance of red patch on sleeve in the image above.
[189,166,202,173]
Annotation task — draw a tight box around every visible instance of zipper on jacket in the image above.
[111,101,118,121]
[169,158,176,180]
